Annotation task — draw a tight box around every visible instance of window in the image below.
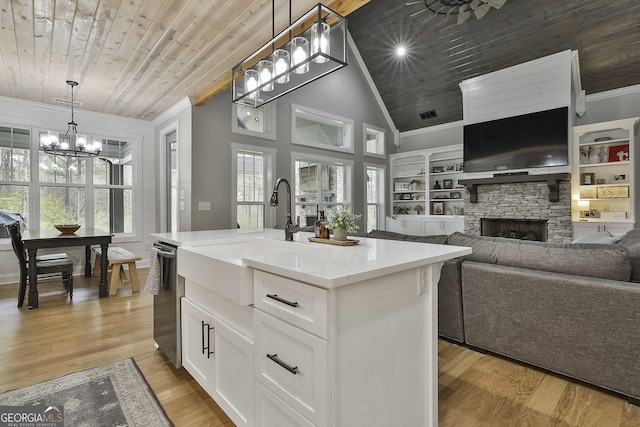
[365,164,386,232]
[0,125,140,240]
[291,153,353,228]
[231,103,276,139]
[291,104,354,153]
[0,127,31,236]
[232,144,276,229]
[364,123,386,157]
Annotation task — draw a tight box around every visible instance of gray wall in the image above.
[191,42,393,231]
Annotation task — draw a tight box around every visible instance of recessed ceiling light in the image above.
[396,46,406,56]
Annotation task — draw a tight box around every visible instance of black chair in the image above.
[5,221,74,308]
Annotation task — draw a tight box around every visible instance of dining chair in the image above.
[5,221,74,308]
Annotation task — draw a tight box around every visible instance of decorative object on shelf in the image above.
[580,189,595,199]
[231,2,346,107]
[597,185,629,199]
[446,165,455,171]
[414,204,423,215]
[455,163,464,171]
[410,179,423,190]
[608,144,630,162]
[597,145,608,163]
[580,146,592,164]
[614,174,627,182]
[406,0,508,25]
[596,178,605,185]
[433,180,441,189]
[594,137,612,142]
[450,191,462,199]
[580,210,599,219]
[443,179,453,189]
[432,166,444,173]
[326,202,361,241]
[432,202,444,215]
[54,224,81,234]
[40,81,102,158]
[453,206,464,216]
[393,206,410,216]
[580,173,594,185]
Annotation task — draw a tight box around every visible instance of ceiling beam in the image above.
[192,0,371,106]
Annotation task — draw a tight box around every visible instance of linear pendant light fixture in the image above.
[232,2,347,108]
[40,80,102,158]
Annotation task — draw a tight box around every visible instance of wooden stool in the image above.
[93,246,142,295]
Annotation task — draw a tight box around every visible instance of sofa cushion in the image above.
[366,230,449,245]
[619,230,640,282]
[447,232,631,281]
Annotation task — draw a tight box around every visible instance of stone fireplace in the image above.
[463,179,572,243]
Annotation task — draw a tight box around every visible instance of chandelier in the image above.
[232,2,347,108]
[407,0,507,25]
[40,80,102,158]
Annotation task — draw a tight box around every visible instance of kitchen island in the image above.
[151,228,471,427]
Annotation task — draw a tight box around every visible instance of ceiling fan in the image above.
[406,0,508,25]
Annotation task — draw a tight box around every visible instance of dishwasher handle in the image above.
[156,249,176,259]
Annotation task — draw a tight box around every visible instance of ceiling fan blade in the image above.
[405,1,423,5]
[457,5,472,24]
[484,0,507,8]
[471,1,492,19]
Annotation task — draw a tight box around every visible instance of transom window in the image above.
[291,104,354,153]
[364,123,386,157]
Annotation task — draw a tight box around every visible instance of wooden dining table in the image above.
[22,228,113,309]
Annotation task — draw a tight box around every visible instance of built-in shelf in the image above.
[459,173,571,203]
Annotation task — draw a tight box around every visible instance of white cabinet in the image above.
[572,118,640,239]
[572,222,634,240]
[182,297,254,427]
[252,268,439,426]
[386,216,464,236]
[390,145,464,235]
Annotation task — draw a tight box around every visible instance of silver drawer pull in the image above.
[266,293,299,307]
[266,353,299,374]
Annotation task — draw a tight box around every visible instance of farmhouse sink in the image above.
[177,238,308,305]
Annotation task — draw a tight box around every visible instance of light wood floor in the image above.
[0,270,638,426]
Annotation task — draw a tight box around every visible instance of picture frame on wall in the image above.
[597,185,629,199]
[580,173,594,185]
[432,202,444,215]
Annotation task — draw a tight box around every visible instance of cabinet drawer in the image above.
[254,381,315,427]
[254,270,330,339]
[254,310,329,427]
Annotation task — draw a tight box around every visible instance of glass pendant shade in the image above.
[291,37,310,74]
[272,49,290,84]
[258,59,274,91]
[311,22,330,63]
[245,69,259,99]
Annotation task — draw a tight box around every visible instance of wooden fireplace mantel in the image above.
[459,173,571,203]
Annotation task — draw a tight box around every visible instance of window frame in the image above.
[231,103,276,140]
[364,163,386,233]
[290,151,354,227]
[363,123,386,158]
[231,143,276,229]
[290,104,354,153]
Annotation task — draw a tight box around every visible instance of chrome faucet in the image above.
[270,178,300,241]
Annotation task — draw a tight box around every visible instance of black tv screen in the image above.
[463,107,569,174]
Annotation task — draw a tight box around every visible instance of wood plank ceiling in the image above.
[1,0,639,130]
[0,0,369,121]
[348,0,640,131]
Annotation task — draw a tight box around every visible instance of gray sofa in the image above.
[367,229,640,404]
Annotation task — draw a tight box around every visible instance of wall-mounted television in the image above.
[463,107,569,174]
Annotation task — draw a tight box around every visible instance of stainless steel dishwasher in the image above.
[153,242,184,368]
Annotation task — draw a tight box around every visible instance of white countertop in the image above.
[159,229,471,289]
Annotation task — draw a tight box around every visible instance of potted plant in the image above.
[326,202,361,241]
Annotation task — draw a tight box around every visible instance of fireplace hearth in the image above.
[481,218,548,242]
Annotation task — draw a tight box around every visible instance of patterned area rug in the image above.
[0,358,173,426]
